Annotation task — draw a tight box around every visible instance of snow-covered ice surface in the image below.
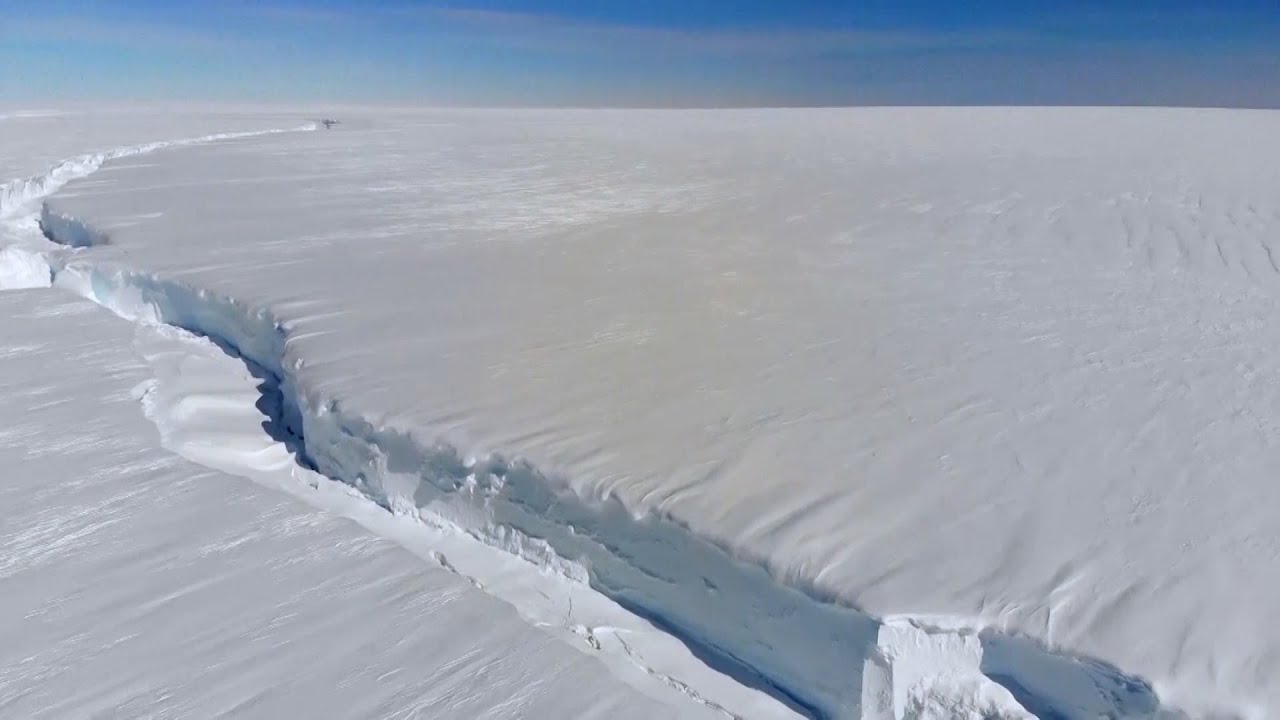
[0,288,708,719]
[6,106,1280,718]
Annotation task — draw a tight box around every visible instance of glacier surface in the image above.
[6,107,1280,718]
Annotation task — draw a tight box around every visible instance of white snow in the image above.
[861,622,1032,720]
[6,106,1280,719]
[0,245,51,289]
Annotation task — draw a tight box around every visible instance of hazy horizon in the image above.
[4,0,1279,109]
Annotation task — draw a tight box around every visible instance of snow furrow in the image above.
[2,128,1183,719]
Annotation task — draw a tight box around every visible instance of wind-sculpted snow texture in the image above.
[8,107,1280,718]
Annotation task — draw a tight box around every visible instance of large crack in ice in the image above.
[2,131,1186,720]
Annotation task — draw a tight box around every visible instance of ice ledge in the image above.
[13,202,1181,719]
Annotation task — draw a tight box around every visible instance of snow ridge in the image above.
[0,128,1182,719]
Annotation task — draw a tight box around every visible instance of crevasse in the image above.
[34,216,1173,720]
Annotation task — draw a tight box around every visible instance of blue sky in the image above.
[2,0,1279,107]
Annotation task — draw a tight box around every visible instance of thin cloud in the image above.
[193,3,1042,59]
[2,15,231,51]
[242,4,358,24]
[405,6,1039,58]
